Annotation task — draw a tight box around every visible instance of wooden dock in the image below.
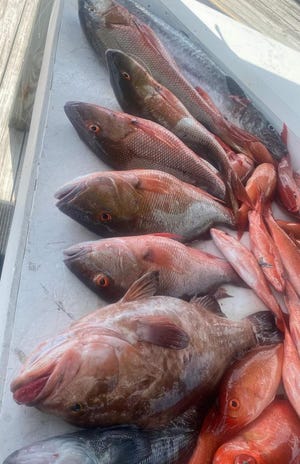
[0,0,54,275]
[201,0,300,51]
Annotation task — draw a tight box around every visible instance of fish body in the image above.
[63,234,242,301]
[105,49,250,211]
[10,273,281,428]
[265,208,300,298]
[284,282,300,356]
[78,0,274,161]
[55,169,235,241]
[276,220,300,240]
[210,228,284,328]
[237,163,277,231]
[114,0,287,160]
[189,344,283,464]
[282,327,300,419]
[64,102,226,200]
[212,399,300,464]
[248,199,285,293]
[3,420,197,464]
[277,155,300,215]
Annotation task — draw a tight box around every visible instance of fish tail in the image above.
[248,311,283,345]
[224,169,253,217]
[236,204,250,239]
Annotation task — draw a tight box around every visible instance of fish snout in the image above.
[64,101,85,128]
[55,182,84,206]
[63,243,92,261]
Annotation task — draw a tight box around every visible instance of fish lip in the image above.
[11,363,56,406]
[64,101,85,132]
[55,182,84,207]
[63,243,92,261]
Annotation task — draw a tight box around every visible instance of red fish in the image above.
[237,163,277,232]
[188,344,283,464]
[265,207,300,298]
[212,399,300,464]
[248,197,285,292]
[282,327,300,418]
[284,282,300,356]
[276,220,300,240]
[210,228,284,329]
[277,155,300,216]
[63,234,243,302]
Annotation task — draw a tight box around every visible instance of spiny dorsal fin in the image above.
[190,295,226,317]
[135,316,189,350]
[121,271,159,303]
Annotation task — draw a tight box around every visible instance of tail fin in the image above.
[248,311,283,345]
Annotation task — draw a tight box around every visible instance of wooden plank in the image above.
[0,0,40,204]
[203,0,300,51]
[0,0,27,85]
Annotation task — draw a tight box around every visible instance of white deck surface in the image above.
[0,0,300,459]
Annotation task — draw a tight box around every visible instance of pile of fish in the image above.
[5,0,300,462]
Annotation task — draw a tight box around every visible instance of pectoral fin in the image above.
[121,272,159,302]
[135,316,189,349]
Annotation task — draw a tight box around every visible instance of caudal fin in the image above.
[248,311,283,345]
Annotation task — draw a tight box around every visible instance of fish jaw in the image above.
[11,346,81,407]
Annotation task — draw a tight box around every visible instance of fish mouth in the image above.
[64,101,86,132]
[11,363,56,406]
[63,243,92,261]
[55,182,84,207]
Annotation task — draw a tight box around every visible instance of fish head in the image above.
[10,325,121,426]
[213,442,264,464]
[3,436,98,464]
[217,344,283,429]
[78,0,132,58]
[63,237,142,301]
[106,49,154,114]
[64,102,136,158]
[55,171,141,236]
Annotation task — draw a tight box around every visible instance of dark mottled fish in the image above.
[3,419,198,464]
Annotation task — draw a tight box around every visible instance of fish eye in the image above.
[229,398,240,410]
[70,402,85,414]
[121,70,131,80]
[98,211,112,222]
[94,274,110,288]
[88,123,101,133]
[268,123,275,132]
[234,454,257,464]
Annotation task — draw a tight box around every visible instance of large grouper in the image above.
[11,272,282,428]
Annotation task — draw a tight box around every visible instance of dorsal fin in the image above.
[190,295,226,317]
[121,272,159,303]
